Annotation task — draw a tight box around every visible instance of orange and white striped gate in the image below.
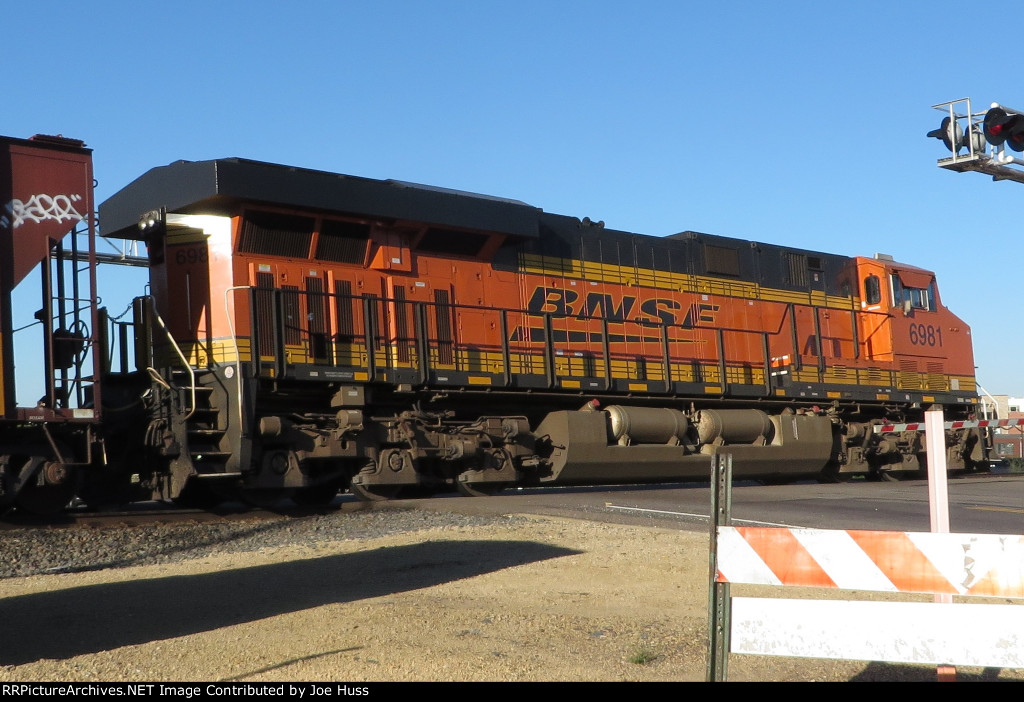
[706,450,1024,682]
[714,526,1024,673]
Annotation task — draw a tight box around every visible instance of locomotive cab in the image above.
[844,255,982,476]
[853,254,976,395]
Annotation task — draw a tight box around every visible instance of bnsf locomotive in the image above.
[0,134,985,514]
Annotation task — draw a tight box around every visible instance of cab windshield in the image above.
[891,274,936,312]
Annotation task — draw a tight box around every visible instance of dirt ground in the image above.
[0,514,1017,682]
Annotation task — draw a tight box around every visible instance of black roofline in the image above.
[99,158,542,241]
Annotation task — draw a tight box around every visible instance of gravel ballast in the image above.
[0,508,513,579]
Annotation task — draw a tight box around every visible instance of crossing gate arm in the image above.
[712,526,1024,675]
[874,416,1024,433]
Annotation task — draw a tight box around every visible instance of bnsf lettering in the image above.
[677,303,721,328]
[527,286,579,316]
[582,292,635,321]
[640,298,682,326]
[696,303,718,323]
[525,285,715,327]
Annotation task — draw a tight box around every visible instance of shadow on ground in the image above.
[848,661,1009,682]
[0,539,578,665]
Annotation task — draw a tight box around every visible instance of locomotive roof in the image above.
[98,156,933,278]
[99,157,543,240]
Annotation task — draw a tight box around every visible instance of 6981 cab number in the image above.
[909,323,943,347]
[174,246,208,264]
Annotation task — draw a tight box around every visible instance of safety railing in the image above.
[161,286,919,400]
[236,287,800,394]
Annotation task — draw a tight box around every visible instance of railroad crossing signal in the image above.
[928,98,1024,184]
[983,106,1024,151]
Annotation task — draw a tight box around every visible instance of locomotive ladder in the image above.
[172,370,231,473]
[146,298,233,475]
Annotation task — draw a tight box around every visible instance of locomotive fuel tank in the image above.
[533,404,837,485]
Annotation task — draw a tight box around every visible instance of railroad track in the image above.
[0,465,1012,532]
[0,501,324,531]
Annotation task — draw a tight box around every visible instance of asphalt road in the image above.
[378,470,1024,536]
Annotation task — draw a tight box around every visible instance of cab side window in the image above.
[863,275,881,305]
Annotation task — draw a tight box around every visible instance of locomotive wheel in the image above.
[7,454,77,516]
[239,488,293,508]
[398,481,447,498]
[349,482,402,501]
[455,480,508,497]
[816,459,854,484]
[868,464,907,482]
[292,479,344,507]
[173,480,226,510]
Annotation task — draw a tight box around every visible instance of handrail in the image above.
[499,309,512,386]
[414,302,430,385]
[147,298,197,420]
[225,286,251,432]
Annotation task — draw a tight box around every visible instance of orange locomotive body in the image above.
[91,156,984,504]
[0,145,985,513]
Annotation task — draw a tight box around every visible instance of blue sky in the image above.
[5,1,1021,398]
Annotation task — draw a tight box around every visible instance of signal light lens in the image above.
[927,116,963,152]
[984,106,1013,145]
[1004,115,1024,152]
[982,107,1024,151]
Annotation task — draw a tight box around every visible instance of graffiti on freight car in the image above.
[1,193,86,230]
